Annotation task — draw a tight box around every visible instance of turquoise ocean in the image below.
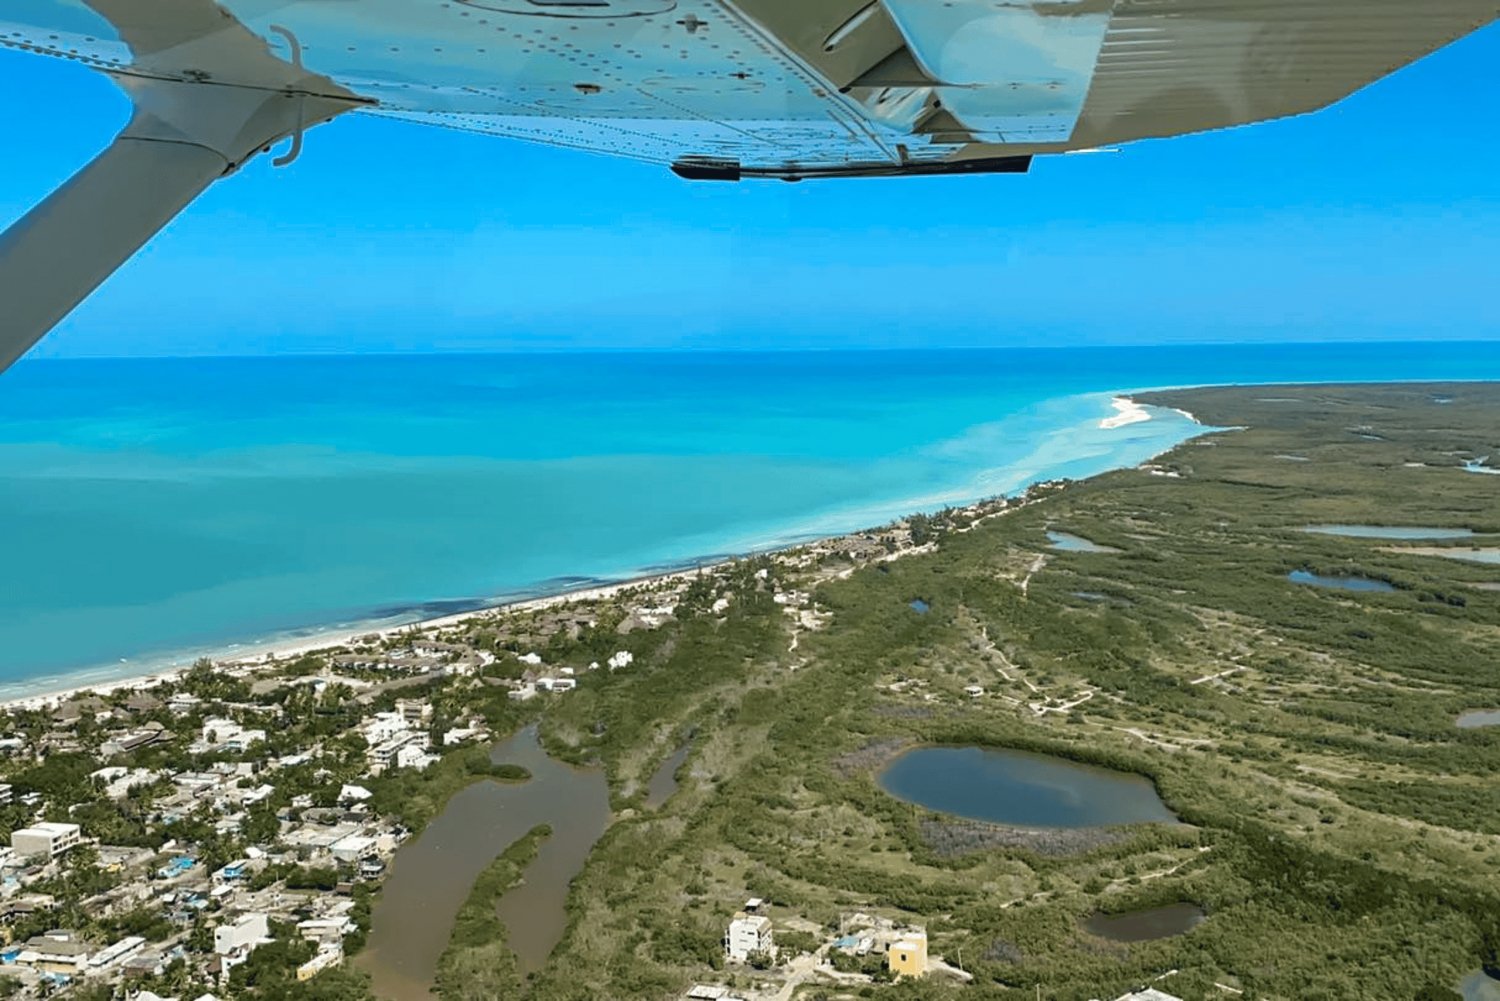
[1,343,1497,692]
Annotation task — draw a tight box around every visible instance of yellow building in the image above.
[887,929,928,978]
[297,945,344,981]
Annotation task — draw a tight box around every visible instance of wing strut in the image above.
[0,115,224,372]
[0,65,359,375]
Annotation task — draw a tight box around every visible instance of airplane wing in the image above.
[0,0,1495,368]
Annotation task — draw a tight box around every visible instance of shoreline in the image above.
[0,560,740,713]
[0,392,1205,712]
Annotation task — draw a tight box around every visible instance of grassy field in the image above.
[442,383,1500,1001]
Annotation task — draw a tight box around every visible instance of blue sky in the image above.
[1,22,1497,356]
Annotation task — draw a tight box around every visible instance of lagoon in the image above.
[1457,710,1500,729]
[1287,570,1396,593]
[1048,531,1119,554]
[1400,547,1500,566]
[1302,525,1474,540]
[879,746,1176,829]
[360,727,610,999]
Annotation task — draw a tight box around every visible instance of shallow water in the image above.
[1048,531,1119,554]
[879,746,1176,828]
[644,739,693,809]
[0,351,1220,683]
[1457,710,1500,729]
[1461,970,1500,1001]
[7,342,1499,686]
[1412,548,1500,566]
[1301,525,1474,540]
[909,598,931,614]
[1083,903,1206,943]
[1288,570,1396,593]
[360,727,610,999]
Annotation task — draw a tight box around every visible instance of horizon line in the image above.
[18,337,1500,364]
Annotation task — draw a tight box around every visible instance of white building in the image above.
[723,913,773,963]
[93,766,161,800]
[200,719,266,751]
[339,784,373,804]
[87,935,147,972]
[365,732,421,774]
[607,650,634,671]
[10,821,82,859]
[394,743,438,771]
[213,913,270,956]
[395,699,431,726]
[329,834,377,864]
[442,726,485,746]
[362,711,410,746]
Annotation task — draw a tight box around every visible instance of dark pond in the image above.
[1457,710,1500,730]
[360,726,610,1000]
[1287,570,1396,593]
[909,598,930,614]
[1048,530,1119,553]
[879,746,1176,829]
[645,739,693,809]
[1084,903,1205,942]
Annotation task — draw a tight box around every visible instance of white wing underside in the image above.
[0,0,1494,370]
[3,0,1495,174]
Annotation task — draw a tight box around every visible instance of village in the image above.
[0,582,663,999]
[0,510,927,1000]
[0,483,1208,1001]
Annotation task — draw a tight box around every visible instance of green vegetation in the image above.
[10,382,1495,1001]
[368,742,530,830]
[499,383,1500,1000]
[435,824,552,1000]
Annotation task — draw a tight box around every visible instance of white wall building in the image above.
[723,914,773,963]
[213,913,270,957]
[362,711,410,746]
[201,719,266,751]
[10,821,82,859]
[394,743,438,771]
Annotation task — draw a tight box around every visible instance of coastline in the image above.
[0,391,1206,712]
[0,561,737,713]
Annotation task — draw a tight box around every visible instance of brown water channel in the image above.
[360,726,610,1000]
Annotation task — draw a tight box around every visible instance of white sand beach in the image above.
[0,562,731,714]
[1099,396,1152,430]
